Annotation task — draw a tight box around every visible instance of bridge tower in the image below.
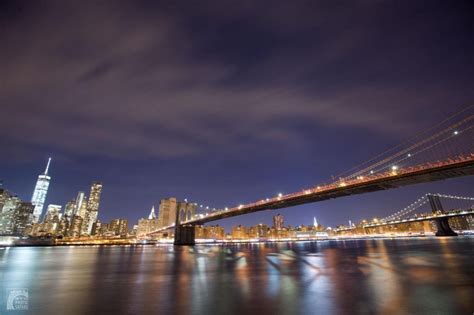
[427,194,458,236]
[173,201,197,245]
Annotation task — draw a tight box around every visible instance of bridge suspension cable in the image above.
[382,193,474,222]
[330,105,474,186]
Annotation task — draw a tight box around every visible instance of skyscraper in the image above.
[31,157,52,223]
[74,191,86,217]
[84,182,102,234]
[13,202,34,235]
[0,195,21,234]
[148,206,156,219]
[44,204,62,223]
[64,199,75,223]
[273,213,284,230]
[158,198,177,228]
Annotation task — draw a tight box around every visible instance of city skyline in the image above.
[1,2,474,314]
[2,151,474,232]
[1,1,474,231]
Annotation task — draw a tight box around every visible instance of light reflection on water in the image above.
[1,237,474,314]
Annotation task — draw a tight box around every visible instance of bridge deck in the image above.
[151,156,474,234]
[336,208,474,232]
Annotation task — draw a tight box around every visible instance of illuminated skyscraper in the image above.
[273,213,284,230]
[158,198,177,228]
[44,204,62,223]
[84,182,102,234]
[31,157,52,223]
[64,199,75,223]
[148,206,156,219]
[74,191,86,217]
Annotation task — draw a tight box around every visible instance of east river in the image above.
[1,237,474,314]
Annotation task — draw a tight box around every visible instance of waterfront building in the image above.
[100,223,109,236]
[273,214,284,230]
[64,199,75,223]
[44,204,62,223]
[0,195,21,234]
[0,188,10,212]
[448,216,470,231]
[205,225,225,239]
[195,225,205,238]
[31,157,52,223]
[74,192,87,217]
[57,216,69,236]
[109,219,128,236]
[137,216,161,238]
[84,182,102,234]
[91,220,102,236]
[13,202,34,235]
[466,215,474,230]
[69,215,83,238]
[195,225,225,239]
[148,206,156,219]
[249,224,270,238]
[231,225,248,239]
[158,198,178,228]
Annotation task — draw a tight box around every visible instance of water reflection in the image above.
[1,237,473,314]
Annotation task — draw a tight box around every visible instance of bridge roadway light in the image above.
[454,130,459,135]
[238,204,243,209]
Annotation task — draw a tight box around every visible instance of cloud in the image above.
[1,1,472,161]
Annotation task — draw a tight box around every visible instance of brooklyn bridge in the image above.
[149,108,474,244]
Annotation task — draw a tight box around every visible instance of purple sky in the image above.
[1,1,473,230]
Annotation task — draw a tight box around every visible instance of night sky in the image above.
[1,1,473,230]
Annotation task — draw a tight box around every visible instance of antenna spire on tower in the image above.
[44,157,52,175]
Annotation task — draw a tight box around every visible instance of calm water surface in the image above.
[1,237,474,314]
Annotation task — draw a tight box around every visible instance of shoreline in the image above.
[2,233,473,248]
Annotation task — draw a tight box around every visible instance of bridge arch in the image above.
[179,208,187,223]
